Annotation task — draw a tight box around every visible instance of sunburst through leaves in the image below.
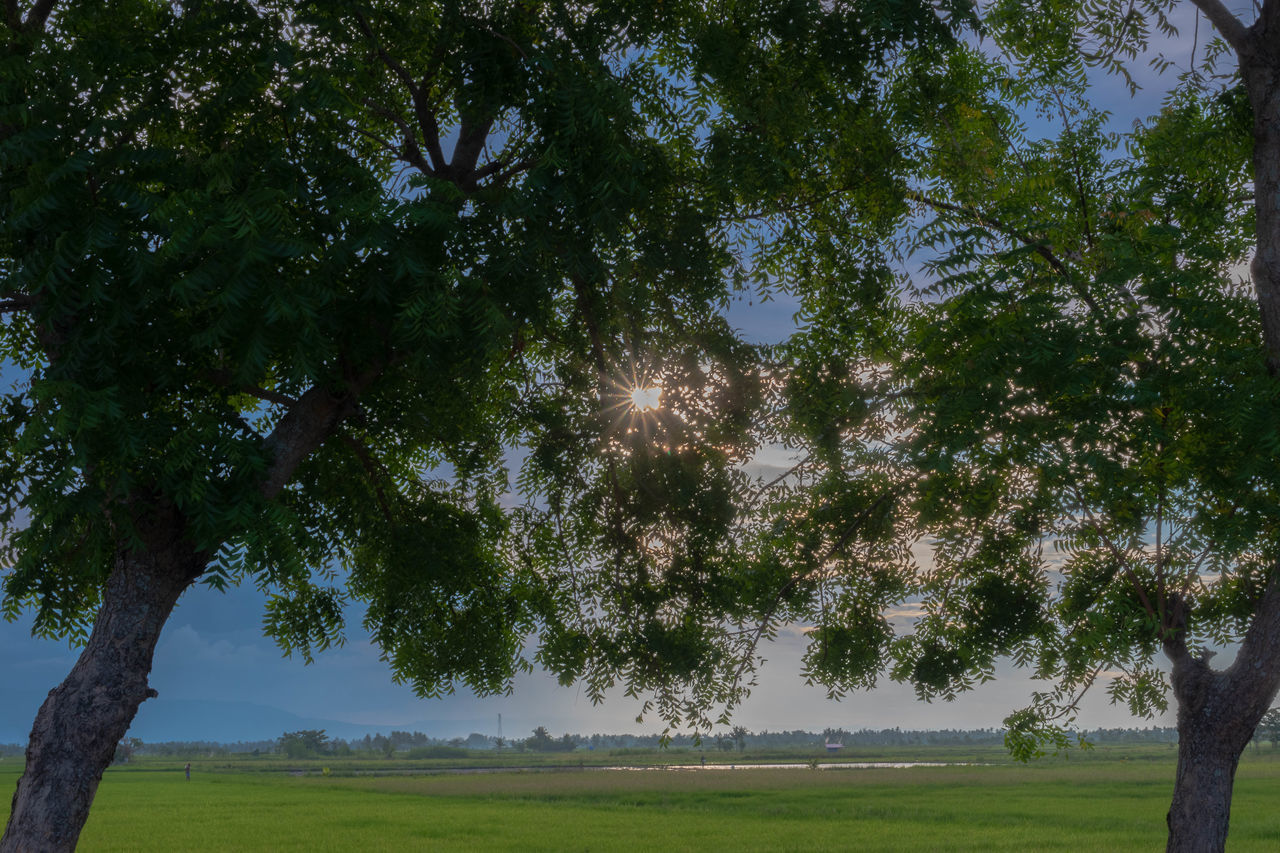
[628,384,662,412]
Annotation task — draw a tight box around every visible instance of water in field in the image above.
[607,761,972,771]
[335,760,976,778]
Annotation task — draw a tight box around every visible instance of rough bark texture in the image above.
[1241,12,1280,374]
[1165,660,1249,852]
[1164,578,1280,851]
[1,509,207,853]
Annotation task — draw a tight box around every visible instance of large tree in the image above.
[757,1,1280,850]
[0,0,960,848]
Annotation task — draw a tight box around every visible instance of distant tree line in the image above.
[1081,728,1179,745]
[64,723,1206,764]
[19,723,1211,767]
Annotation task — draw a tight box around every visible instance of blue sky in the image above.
[1,576,1173,744]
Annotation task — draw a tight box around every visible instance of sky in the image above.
[1,7,1240,745]
[0,555,1173,745]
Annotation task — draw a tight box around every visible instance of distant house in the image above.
[824,742,844,753]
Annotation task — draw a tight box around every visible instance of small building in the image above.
[824,742,844,753]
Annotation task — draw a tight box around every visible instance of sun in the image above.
[629,385,663,413]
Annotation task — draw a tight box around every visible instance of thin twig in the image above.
[1071,487,1158,620]
[205,370,297,407]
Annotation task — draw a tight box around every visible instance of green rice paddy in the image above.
[4,747,1280,850]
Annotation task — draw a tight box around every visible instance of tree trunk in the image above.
[1166,682,1247,853]
[1243,52,1280,374]
[1,527,205,852]
[1163,577,1280,852]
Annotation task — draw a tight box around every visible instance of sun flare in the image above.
[629,385,663,413]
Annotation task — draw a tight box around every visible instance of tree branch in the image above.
[571,273,609,373]
[4,0,21,31]
[745,452,814,509]
[257,350,399,499]
[1221,567,1280,716]
[351,10,416,94]
[1190,0,1250,52]
[1069,486,1159,621]
[339,433,396,522]
[259,385,356,499]
[20,0,56,33]
[359,99,436,174]
[204,369,298,408]
[450,111,496,187]
[474,156,538,186]
[351,10,447,174]
[1160,589,1197,670]
[908,190,1105,317]
[0,295,34,313]
[483,25,528,60]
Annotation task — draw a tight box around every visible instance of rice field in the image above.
[4,748,1280,850]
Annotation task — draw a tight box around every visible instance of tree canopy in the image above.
[782,15,1263,743]
[0,1,964,848]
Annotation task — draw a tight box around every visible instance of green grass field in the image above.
[4,748,1280,850]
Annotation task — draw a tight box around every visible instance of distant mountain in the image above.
[0,693,494,746]
[126,698,493,744]
[124,698,489,743]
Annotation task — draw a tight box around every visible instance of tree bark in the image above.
[1164,577,1280,852]
[1165,660,1248,852]
[1242,39,1280,373]
[1,513,206,852]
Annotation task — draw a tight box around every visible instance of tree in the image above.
[751,2,1280,850]
[278,730,329,758]
[0,1,955,847]
[109,738,141,765]
[1255,709,1280,749]
[731,725,749,753]
[526,726,555,753]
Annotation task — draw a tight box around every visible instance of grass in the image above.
[4,748,1280,850]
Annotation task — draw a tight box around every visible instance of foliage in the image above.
[0,0,963,739]
[1256,710,1280,749]
[756,1,1275,764]
[278,729,330,758]
[525,726,577,753]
